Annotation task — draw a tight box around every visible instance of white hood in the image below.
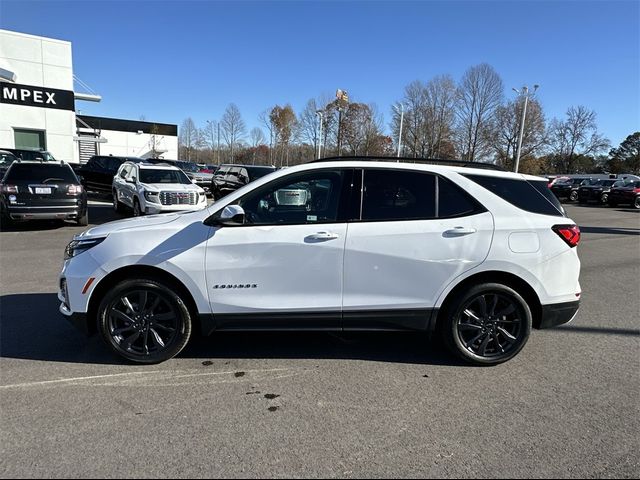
[78,213,184,238]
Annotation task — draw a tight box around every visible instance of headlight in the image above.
[64,237,106,260]
[144,191,160,203]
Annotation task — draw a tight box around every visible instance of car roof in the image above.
[128,161,181,171]
[287,159,543,182]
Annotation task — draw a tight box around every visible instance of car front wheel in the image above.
[569,190,578,202]
[97,278,192,363]
[441,283,532,365]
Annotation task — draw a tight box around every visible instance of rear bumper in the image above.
[539,300,580,329]
[7,205,85,221]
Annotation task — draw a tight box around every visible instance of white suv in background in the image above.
[60,158,581,365]
[112,161,207,216]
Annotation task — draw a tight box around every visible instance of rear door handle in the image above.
[307,231,340,241]
[444,227,477,237]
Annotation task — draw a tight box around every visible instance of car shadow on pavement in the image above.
[579,226,640,236]
[0,292,465,367]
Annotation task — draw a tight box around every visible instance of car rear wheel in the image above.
[634,197,640,210]
[441,283,532,366]
[569,190,578,202]
[601,193,609,204]
[97,278,192,363]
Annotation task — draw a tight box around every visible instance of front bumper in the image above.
[144,202,207,214]
[539,300,580,329]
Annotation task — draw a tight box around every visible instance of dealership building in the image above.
[0,29,178,164]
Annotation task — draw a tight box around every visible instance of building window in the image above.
[14,129,46,150]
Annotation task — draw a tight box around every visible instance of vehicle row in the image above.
[549,176,640,209]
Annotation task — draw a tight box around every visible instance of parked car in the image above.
[0,150,20,177]
[211,164,276,200]
[176,161,213,195]
[1,160,88,225]
[577,179,624,204]
[607,180,640,209]
[75,155,153,194]
[59,157,581,366]
[1,148,56,162]
[550,177,594,202]
[112,161,207,216]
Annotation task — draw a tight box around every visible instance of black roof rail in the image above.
[309,155,505,171]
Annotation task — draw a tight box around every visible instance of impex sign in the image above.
[0,81,75,111]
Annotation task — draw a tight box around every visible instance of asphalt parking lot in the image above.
[0,200,638,478]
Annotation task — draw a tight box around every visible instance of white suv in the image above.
[112,161,207,216]
[60,158,581,365]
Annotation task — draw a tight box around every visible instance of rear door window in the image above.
[361,169,436,221]
[437,176,486,218]
[465,174,565,217]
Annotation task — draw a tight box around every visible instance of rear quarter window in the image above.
[465,174,565,217]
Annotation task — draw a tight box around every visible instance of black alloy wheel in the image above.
[601,193,609,204]
[442,283,532,365]
[569,190,578,202]
[634,197,640,210]
[98,279,192,363]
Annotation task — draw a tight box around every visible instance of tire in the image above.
[569,191,578,202]
[113,190,125,214]
[76,211,89,226]
[634,197,640,210]
[133,197,143,217]
[440,283,532,366]
[97,278,192,364]
[601,193,608,204]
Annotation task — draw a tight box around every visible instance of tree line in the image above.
[177,63,639,175]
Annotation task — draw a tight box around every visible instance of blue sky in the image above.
[1,0,638,147]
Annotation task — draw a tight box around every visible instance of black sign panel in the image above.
[0,81,75,111]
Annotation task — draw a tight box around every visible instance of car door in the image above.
[342,168,494,329]
[204,168,354,329]
[113,164,129,204]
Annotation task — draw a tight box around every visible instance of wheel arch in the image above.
[434,270,543,331]
[86,265,204,336]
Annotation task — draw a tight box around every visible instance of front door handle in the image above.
[443,227,477,237]
[306,231,340,241]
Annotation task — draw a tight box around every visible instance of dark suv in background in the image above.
[550,177,594,202]
[2,148,57,162]
[577,179,623,204]
[0,161,88,226]
[75,155,147,194]
[211,164,276,200]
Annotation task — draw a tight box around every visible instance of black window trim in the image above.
[351,168,487,223]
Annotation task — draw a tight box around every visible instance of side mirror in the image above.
[206,205,245,227]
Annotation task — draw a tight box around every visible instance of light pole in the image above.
[316,110,324,159]
[392,103,405,159]
[206,120,216,164]
[512,84,539,173]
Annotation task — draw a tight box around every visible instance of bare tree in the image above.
[490,98,547,170]
[455,63,504,161]
[549,106,610,173]
[269,105,297,166]
[299,99,321,155]
[220,103,246,162]
[179,117,198,161]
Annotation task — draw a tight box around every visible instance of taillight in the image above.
[1,184,18,193]
[553,224,581,248]
[67,185,83,195]
[634,188,640,193]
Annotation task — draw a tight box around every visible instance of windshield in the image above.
[175,161,199,173]
[140,169,192,184]
[5,164,77,183]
